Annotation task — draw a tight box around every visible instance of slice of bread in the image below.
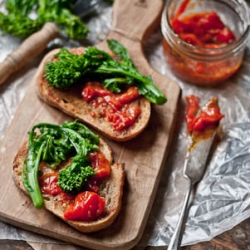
[13,138,125,233]
[36,48,151,141]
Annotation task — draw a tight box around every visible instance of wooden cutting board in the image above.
[0,0,180,249]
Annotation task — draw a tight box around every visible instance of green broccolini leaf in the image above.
[61,120,99,145]
[104,40,167,104]
[107,39,135,68]
[22,120,100,208]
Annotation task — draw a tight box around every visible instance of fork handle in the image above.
[167,179,193,250]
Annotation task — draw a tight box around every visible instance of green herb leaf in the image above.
[0,0,88,40]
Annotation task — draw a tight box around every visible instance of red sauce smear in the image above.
[82,82,141,131]
[172,0,236,48]
[39,151,110,222]
[185,95,224,134]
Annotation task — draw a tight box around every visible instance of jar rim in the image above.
[161,0,250,60]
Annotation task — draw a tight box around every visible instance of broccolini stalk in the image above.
[22,121,100,208]
[22,130,45,209]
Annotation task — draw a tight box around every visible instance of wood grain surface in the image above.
[0,0,180,250]
[1,216,250,249]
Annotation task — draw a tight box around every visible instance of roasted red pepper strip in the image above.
[64,191,105,222]
[185,95,200,133]
[171,0,236,47]
[185,95,224,133]
[39,172,61,196]
[89,151,111,180]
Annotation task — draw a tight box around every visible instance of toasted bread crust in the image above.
[13,139,125,233]
[36,48,151,141]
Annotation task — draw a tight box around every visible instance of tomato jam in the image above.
[185,95,224,141]
[82,82,141,131]
[161,0,250,85]
[38,151,110,222]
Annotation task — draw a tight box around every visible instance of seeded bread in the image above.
[13,139,125,233]
[35,48,151,141]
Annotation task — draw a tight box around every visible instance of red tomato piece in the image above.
[175,0,189,18]
[103,95,122,110]
[82,85,96,102]
[199,12,224,31]
[82,83,112,102]
[64,191,105,222]
[110,106,141,131]
[216,27,235,44]
[116,86,140,104]
[179,33,203,46]
[39,173,61,196]
[89,151,110,180]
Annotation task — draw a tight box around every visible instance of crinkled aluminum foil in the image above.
[1,1,250,248]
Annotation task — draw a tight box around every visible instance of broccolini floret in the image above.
[58,162,95,194]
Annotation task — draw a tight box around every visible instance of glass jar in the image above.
[161,0,250,86]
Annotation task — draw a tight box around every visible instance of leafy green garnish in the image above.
[45,39,167,105]
[22,120,99,208]
[0,12,44,39]
[0,0,88,40]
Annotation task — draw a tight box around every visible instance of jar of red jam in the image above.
[161,0,250,86]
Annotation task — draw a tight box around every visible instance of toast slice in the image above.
[36,48,151,141]
[13,138,125,233]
